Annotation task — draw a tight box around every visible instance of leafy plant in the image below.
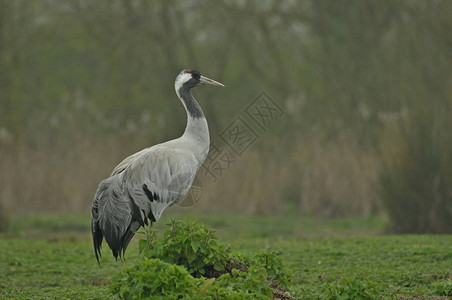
[111,258,274,300]
[139,219,229,278]
[110,258,200,300]
[251,251,291,288]
[205,267,273,299]
[326,278,379,300]
[111,219,293,299]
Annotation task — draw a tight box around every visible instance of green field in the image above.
[0,211,451,299]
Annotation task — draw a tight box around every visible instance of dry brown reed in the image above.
[1,134,380,218]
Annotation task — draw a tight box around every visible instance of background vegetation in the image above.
[1,0,452,232]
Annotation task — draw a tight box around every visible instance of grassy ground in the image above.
[0,210,451,299]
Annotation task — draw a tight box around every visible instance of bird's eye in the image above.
[185,69,192,74]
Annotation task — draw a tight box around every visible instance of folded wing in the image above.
[91,147,198,261]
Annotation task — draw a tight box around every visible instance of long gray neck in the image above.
[178,87,204,119]
[176,86,210,158]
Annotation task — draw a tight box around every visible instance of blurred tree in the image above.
[380,107,452,233]
[0,0,451,223]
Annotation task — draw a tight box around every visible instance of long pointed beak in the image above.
[199,75,225,87]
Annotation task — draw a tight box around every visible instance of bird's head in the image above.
[175,69,225,92]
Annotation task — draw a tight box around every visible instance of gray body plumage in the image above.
[91,69,222,261]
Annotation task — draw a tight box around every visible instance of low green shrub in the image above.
[206,267,273,299]
[325,278,379,300]
[251,251,291,288]
[111,258,200,300]
[111,219,292,299]
[139,219,229,278]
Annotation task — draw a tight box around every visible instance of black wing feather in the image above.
[91,198,103,264]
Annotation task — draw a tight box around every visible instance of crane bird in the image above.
[91,69,224,262]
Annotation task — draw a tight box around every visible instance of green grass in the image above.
[1,210,451,299]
